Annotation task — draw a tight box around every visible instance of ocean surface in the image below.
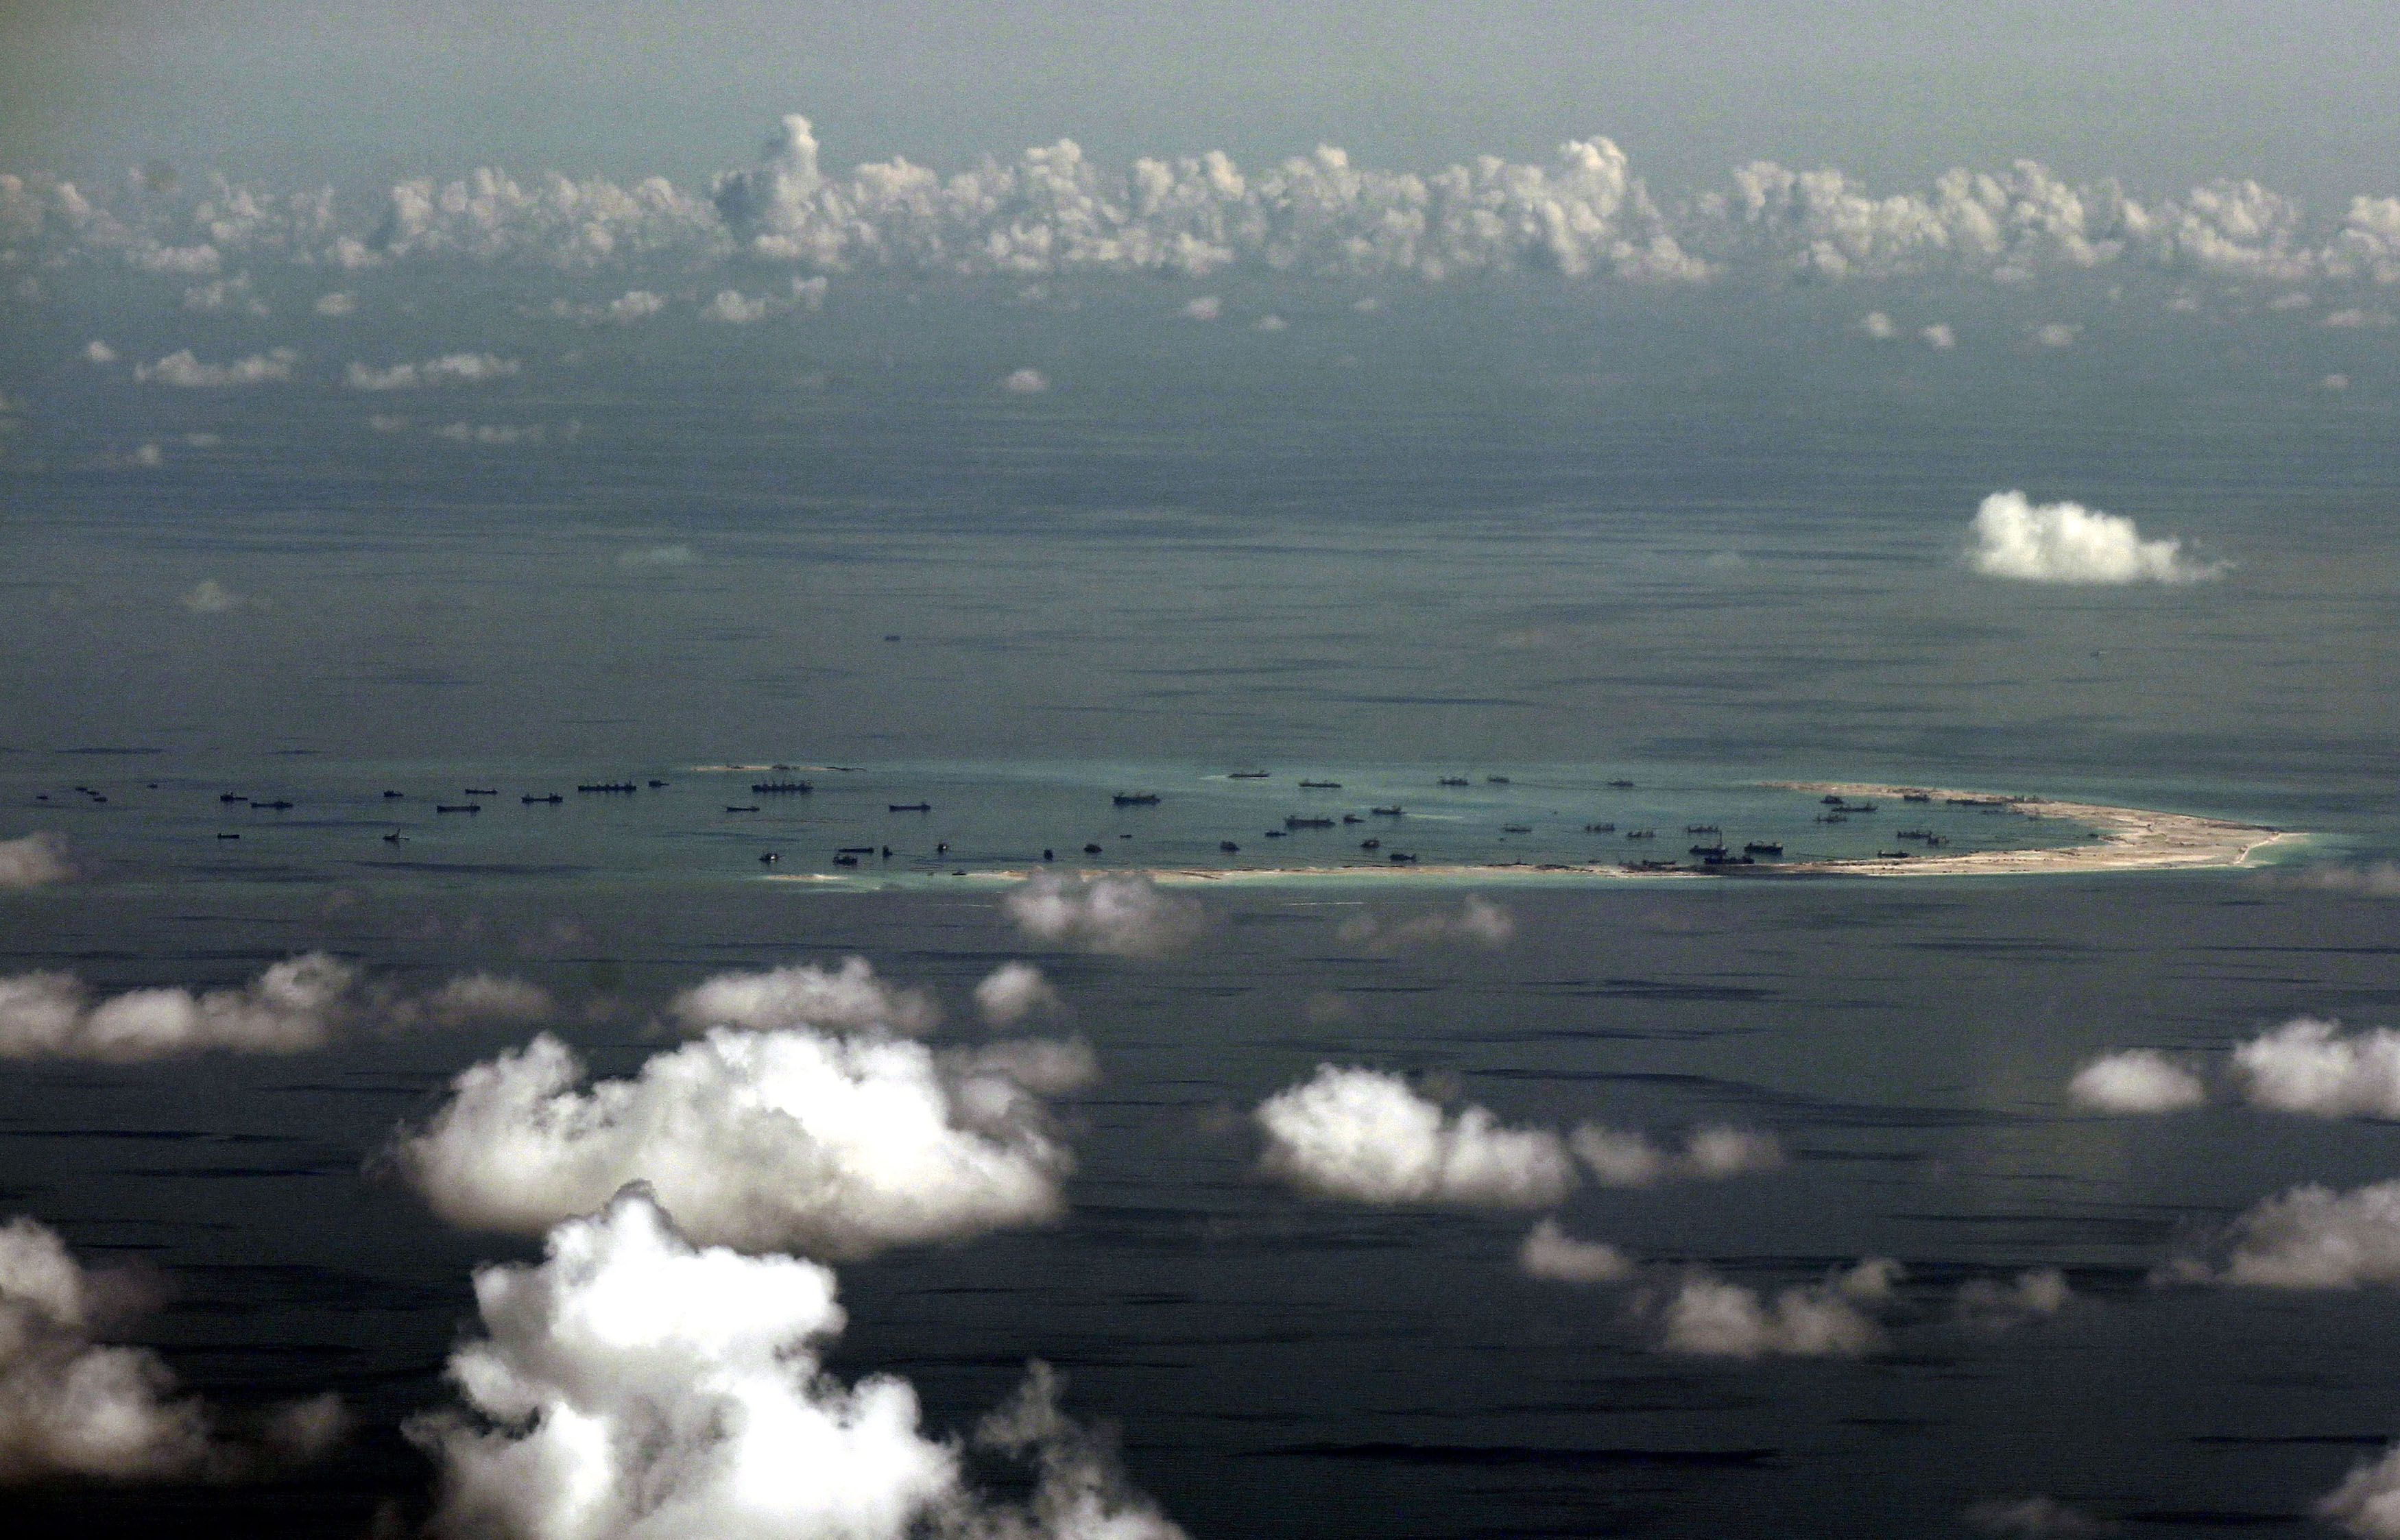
[4,279,2399,1535]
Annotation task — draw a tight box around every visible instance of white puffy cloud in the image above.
[667,956,938,1037]
[1003,871,1203,958]
[179,577,245,614]
[2066,1048,2206,1113]
[2235,1018,2400,1118]
[1921,322,1957,348]
[0,1214,347,1482]
[1251,313,1287,332]
[2327,373,2352,392]
[2321,1449,2400,1539]
[1517,1218,1634,1283]
[313,290,356,316]
[346,352,520,389]
[2190,1178,2400,1288]
[2032,322,2081,348]
[1336,896,1515,953]
[616,542,694,568]
[1567,1123,1785,1187]
[132,347,296,386]
[605,288,665,321]
[974,962,1059,1028]
[0,955,551,1062]
[2325,306,2395,328]
[1968,490,2226,585]
[1956,1267,2072,1330]
[1001,368,1049,394]
[398,1024,1077,1257]
[1181,295,1221,320]
[435,422,545,444]
[1642,1259,1898,1358]
[1254,1065,1574,1208]
[1965,1496,2112,1538]
[181,273,265,315]
[0,834,69,889]
[701,288,770,323]
[407,1190,1181,1540]
[1860,311,1896,339]
[82,339,118,365]
[127,241,220,276]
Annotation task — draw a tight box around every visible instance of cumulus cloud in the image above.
[398,1023,1078,1256]
[1965,1496,2113,1538]
[1642,1259,1898,1358]
[1921,322,1957,348]
[82,339,117,365]
[1181,295,1221,320]
[1336,896,1515,953]
[1860,310,1896,339]
[0,1214,346,1482]
[616,542,695,568]
[667,956,939,1037]
[179,577,245,614]
[701,288,770,323]
[974,962,1059,1028]
[2320,1449,2400,1538]
[605,287,665,321]
[1568,1123,1785,1187]
[2323,306,2395,328]
[2066,1048,2206,1113]
[313,290,355,315]
[2327,373,2353,392]
[1001,367,1049,394]
[1956,1267,2072,1330]
[345,352,520,389]
[181,273,265,315]
[1254,1065,1574,1208]
[408,1190,1181,1540]
[1003,871,1203,958]
[2235,1017,2400,1118]
[0,834,70,889]
[0,954,551,1062]
[2032,322,2081,348]
[1251,313,1287,332]
[2176,1178,2400,1288]
[1968,490,2226,585]
[1517,1218,1635,1283]
[132,347,296,386]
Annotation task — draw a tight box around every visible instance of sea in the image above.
[3,274,2398,1535]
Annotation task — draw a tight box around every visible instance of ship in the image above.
[1298,779,1342,789]
[1113,793,1162,806]
[578,782,637,793]
[523,794,564,804]
[889,802,931,812]
[754,781,813,794]
[1284,815,1335,828]
[435,804,479,814]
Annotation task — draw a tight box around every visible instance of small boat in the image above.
[382,831,405,843]
[254,799,293,810]
[838,846,875,854]
[217,832,240,840]
[1607,779,1635,789]
[1388,851,1417,863]
[1264,830,1286,838]
[1298,780,1342,789]
[219,793,248,803]
[436,803,479,813]
[889,802,931,812]
[1083,843,1102,854]
[1624,829,1655,839]
[524,793,564,804]
[578,782,637,793]
[1584,822,1616,832]
[88,794,107,803]
[1486,775,1511,784]
[382,790,405,799]
[1220,840,1240,852]
[1743,841,1783,855]
[832,854,859,867]
[1227,770,1270,780]
[464,787,496,796]
[1690,843,1727,856]
[1627,858,1679,871]
[1360,838,1380,850]
[1342,814,1363,823]
[759,852,779,863]
[754,782,813,794]
[1284,815,1334,828]
[1877,850,1911,859]
[1502,824,1531,833]
[1923,834,1947,847]
[1369,805,1404,817]
[1685,823,1719,834]
[725,804,761,813]
[1437,777,1469,786]
[1703,852,1755,866]
[1112,793,1162,806]
[1901,792,1932,803]
[1822,795,1845,805]
[649,779,669,788]
[1836,801,1878,814]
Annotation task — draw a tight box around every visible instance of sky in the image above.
[6,0,2399,203]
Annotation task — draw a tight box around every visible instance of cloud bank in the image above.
[2175,1178,2400,1288]
[398,1024,1080,1257]
[1640,1258,1899,1358]
[667,956,939,1037]
[0,954,551,1061]
[0,1214,345,1482]
[2234,1017,2400,1118]
[409,1188,1182,1540]
[1969,492,2224,585]
[1003,872,1203,958]
[344,352,520,389]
